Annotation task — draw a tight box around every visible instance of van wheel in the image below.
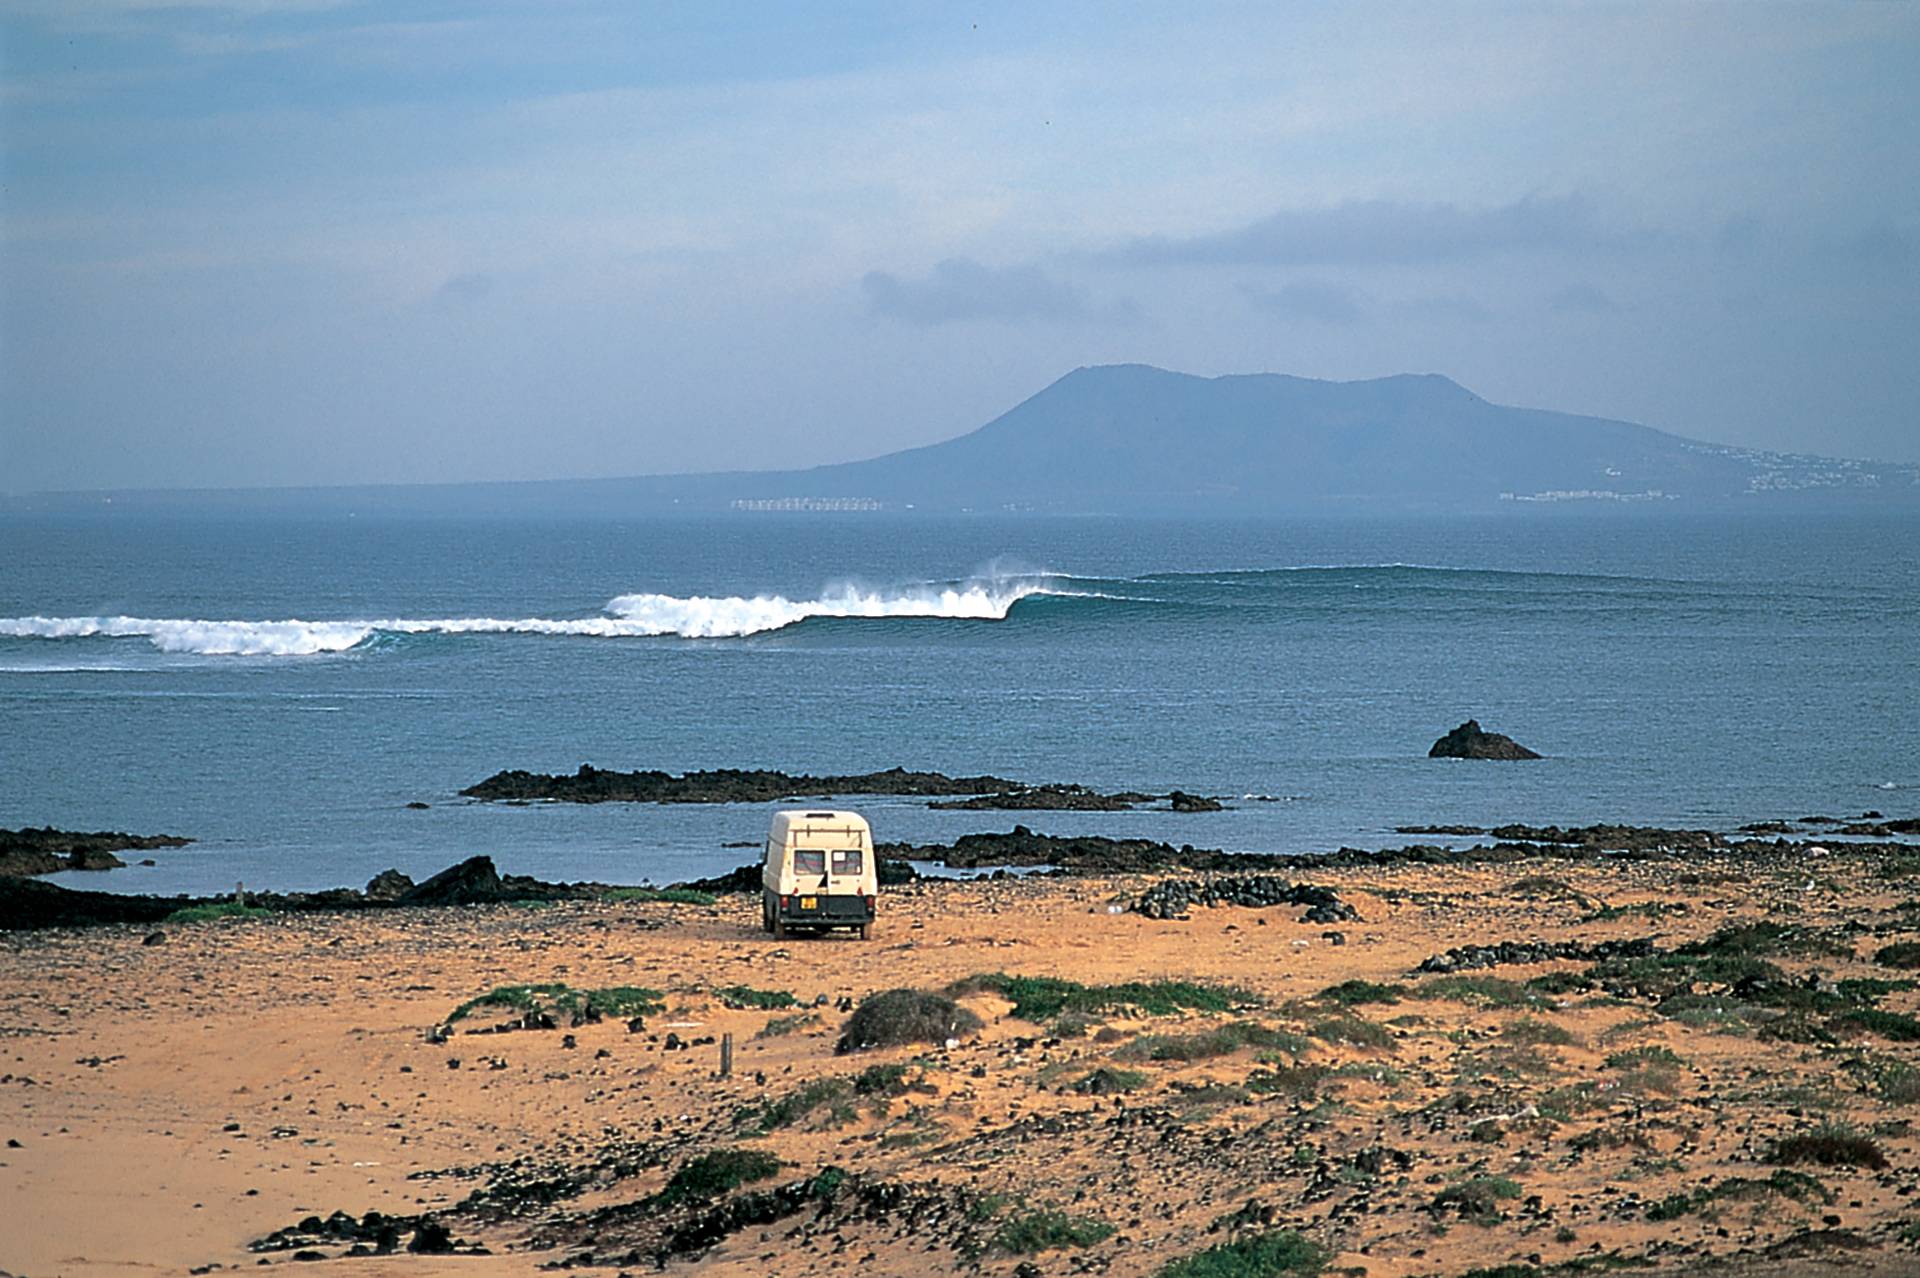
[761,901,773,933]
[859,923,873,941]
[773,917,787,940]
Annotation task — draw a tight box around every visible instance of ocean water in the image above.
[3,511,1917,896]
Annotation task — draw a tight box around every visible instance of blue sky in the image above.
[2,1,1915,491]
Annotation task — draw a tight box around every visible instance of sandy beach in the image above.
[8,844,1920,1277]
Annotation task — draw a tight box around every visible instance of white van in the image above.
[761,809,877,940]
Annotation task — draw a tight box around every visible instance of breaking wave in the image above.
[0,578,1061,656]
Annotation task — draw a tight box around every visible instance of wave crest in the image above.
[0,578,1058,656]
[604,581,1047,638]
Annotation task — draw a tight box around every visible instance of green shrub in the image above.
[1837,1008,1920,1042]
[1122,1021,1299,1063]
[1156,1229,1328,1277]
[836,989,981,1053]
[715,985,799,1010]
[1876,942,1920,970]
[1769,1126,1889,1170]
[1416,975,1550,1010]
[445,983,663,1023]
[1246,1064,1330,1098]
[737,1077,855,1133]
[953,973,1258,1021]
[1505,1018,1576,1047]
[162,902,273,924]
[1313,980,1404,1007]
[992,1208,1114,1253]
[648,1149,782,1208]
[1430,1176,1522,1225]
[1071,1067,1147,1095]
[1846,1054,1920,1103]
[602,886,716,906]
[754,1012,819,1039]
[1299,1010,1395,1050]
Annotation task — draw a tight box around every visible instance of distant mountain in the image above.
[783,365,1918,512]
[12,365,1917,515]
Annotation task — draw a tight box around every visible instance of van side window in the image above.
[832,850,863,876]
[793,850,826,877]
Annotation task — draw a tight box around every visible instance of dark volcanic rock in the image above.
[928,784,1153,812]
[461,764,1030,804]
[364,869,416,901]
[1133,876,1359,923]
[0,878,182,929]
[1486,823,1726,854]
[1416,937,1659,974]
[396,856,574,907]
[0,827,193,877]
[1428,720,1542,760]
[462,763,1204,811]
[1169,791,1224,813]
[880,826,1271,874]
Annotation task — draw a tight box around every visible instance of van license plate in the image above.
[800,896,818,910]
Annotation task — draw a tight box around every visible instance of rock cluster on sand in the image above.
[1416,936,1658,973]
[1132,876,1359,923]
[1428,719,1542,760]
[0,827,193,877]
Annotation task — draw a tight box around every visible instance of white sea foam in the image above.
[0,579,1058,656]
[602,581,1047,638]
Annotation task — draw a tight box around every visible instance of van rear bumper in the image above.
[765,888,874,927]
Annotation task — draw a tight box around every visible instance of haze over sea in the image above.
[4,510,1916,896]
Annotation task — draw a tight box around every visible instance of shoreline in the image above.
[8,835,1920,1275]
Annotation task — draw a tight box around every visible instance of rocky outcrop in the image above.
[462,764,1220,812]
[878,826,1279,874]
[928,784,1153,812]
[0,827,192,877]
[461,765,1031,804]
[395,856,585,907]
[1169,791,1224,813]
[1428,720,1541,760]
[364,869,416,900]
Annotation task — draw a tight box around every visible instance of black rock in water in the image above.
[1428,719,1542,760]
[0,827,194,877]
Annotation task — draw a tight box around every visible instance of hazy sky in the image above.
[3,2,1916,492]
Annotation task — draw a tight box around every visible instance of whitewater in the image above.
[0,579,1060,655]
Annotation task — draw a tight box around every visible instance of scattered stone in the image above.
[142,931,168,946]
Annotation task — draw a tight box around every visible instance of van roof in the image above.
[768,808,871,839]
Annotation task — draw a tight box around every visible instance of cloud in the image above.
[861,257,1091,325]
[432,272,494,307]
[1240,279,1367,325]
[1546,282,1617,314]
[1105,194,1644,267]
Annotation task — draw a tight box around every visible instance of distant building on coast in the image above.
[729,496,885,512]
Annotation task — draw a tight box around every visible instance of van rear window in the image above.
[793,850,826,876]
[832,850,864,876]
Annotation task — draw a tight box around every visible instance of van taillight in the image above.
[865,895,876,911]
[781,895,790,909]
